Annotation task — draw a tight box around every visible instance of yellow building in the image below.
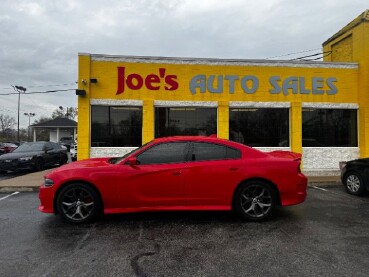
[77,10,369,176]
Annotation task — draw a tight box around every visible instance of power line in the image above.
[1,82,77,90]
[291,51,332,61]
[0,88,76,96]
[266,48,321,59]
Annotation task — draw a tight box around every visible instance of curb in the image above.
[0,187,39,193]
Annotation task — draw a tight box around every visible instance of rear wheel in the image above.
[56,183,101,224]
[58,154,68,165]
[344,172,366,195]
[34,158,44,171]
[233,181,276,221]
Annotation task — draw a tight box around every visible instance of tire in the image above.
[59,154,68,165]
[233,180,276,221]
[343,172,366,196]
[34,158,44,171]
[56,183,102,224]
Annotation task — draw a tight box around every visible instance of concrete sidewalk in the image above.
[0,169,53,192]
[0,169,342,193]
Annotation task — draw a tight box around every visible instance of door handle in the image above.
[173,172,181,176]
[229,167,238,171]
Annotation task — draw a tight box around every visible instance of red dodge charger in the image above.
[39,136,307,223]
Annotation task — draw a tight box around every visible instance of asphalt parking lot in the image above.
[0,185,369,277]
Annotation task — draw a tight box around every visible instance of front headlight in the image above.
[19,156,33,161]
[44,178,54,187]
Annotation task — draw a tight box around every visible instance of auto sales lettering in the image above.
[116,67,338,95]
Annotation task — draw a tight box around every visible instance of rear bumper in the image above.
[281,173,308,206]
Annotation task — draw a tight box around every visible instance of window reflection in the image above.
[229,108,289,147]
[91,106,142,147]
[155,107,217,138]
[302,109,357,147]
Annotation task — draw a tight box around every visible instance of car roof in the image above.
[150,135,259,151]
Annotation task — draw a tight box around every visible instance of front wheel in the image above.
[344,172,366,196]
[56,183,101,224]
[233,181,276,221]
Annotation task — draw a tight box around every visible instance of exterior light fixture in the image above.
[76,89,86,96]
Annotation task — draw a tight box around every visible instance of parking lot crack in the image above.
[130,243,161,277]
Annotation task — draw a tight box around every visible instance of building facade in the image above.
[77,10,369,176]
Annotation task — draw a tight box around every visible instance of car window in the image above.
[136,142,188,165]
[13,142,45,152]
[191,142,241,162]
[52,142,62,149]
[44,142,53,150]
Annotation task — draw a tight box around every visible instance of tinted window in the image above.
[302,109,357,147]
[155,107,217,137]
[91,106,142,147]
[229,108,289,147]
[14,142,45,152]
[191,142,241,161]
[136,142,188,165]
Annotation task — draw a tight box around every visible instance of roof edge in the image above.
[323,9,369,46]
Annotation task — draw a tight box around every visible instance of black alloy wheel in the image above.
[59,154,68,165]
[344,172,366,196]
[34,158,44,171]
[56,183,101,224]
[234,181,276,221]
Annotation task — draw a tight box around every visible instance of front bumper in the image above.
[39,185,56,213]
[0,159,35,171]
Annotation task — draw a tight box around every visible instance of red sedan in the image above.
[39,136,307,223]
[0,142,18,155]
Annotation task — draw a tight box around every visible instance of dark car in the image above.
[0,142,18,155]
[341,158,369,195]
[39,136,307,224]
[0,141,68,173]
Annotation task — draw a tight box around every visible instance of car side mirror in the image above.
[126,157,138,166]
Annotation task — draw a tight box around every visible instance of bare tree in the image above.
[51,107,78,120]
[0,114,16,133]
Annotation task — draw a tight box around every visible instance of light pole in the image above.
[24,113,36,141]
[12,85,26,144]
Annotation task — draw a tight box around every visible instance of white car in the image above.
[70,144,77,161]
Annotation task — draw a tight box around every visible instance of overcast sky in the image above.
[0,0,367,128]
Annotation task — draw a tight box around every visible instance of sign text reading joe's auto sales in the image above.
[116,67,338,95]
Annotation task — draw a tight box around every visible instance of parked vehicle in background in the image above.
[340,158,369,195]
[39,136,307,224]
[0,141,68,173]
[70,143,77,161]
[59,137,74,151]
[0,142,18,155]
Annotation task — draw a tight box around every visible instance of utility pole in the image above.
[24,113,36,141]
[12,85,26,144]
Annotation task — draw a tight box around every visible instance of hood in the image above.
[268,150,301,161]
[0,151,43,160]
[52,157,114,171]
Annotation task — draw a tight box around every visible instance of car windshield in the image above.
[112,142,151,164]
[13,143,45,152]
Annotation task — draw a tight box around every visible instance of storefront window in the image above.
[91,106,142,147]
[155,107,217,138]
[302,109,357,147]
[229,108,289,147]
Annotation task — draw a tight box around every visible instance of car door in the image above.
[184,142,243,207]
[42,142,55,166]
[118,141,190,208]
